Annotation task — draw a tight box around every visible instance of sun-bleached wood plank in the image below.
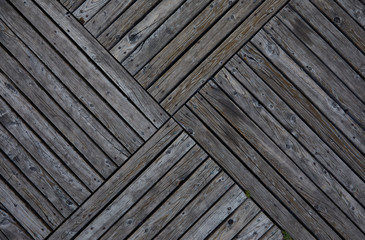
[0,178,50,239]
[234,212,274,240]
[101,145,207,240]
[162,0,288,114]
[174,106,316,240]
[122,0,211,75]
[48,119,181,240]
[59,0,84,11]
[73,0,110,24]
[260,226,284,240]
[0,206,32,240]
[135,0,236,88]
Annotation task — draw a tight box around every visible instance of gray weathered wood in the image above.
[0,178,50,239]
[101,145,207,240]
[162,0,289,114]
[73,0,110,24]
[0,46,116,178]
[235,212,274,240]
[207,199,261,240]
[128,159,222,240]
[277,6,365,103]
[174,106,316,240]
[111,0,186,62]
[149,0,264,102]
[0,150,63,228]
[0,18,130,165]
[122,0,211,75]
[96,0,159,47]
[239,43,365,182]
[135,0,237,88]
[251,30,365,154]
[335,0,365,28]
[0,205,32,240]
[201,80,365,234]
[75,132,195,240]
[260,226,284,240]
[155,170,233,240]
[47,119,181,240]
[59,0,84,11]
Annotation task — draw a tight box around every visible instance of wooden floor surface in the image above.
[0,0,364,239]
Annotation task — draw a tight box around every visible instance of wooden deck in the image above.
[0,0,364,239]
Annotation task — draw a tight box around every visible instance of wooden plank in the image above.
[122,0,211,75]
[260,226,284,240]
[47,119,181,240]
[95,0,159,47]
[201,81,365,235]
[101,145,207,240]
[0,71,102,192]
[234,212,274,240]
[9,0,156,140]
[149,0,264,102]
[36,0,169,128]
[335,0,365,28]
[0,151,63,228]
[0,205,32,240]
[181,185,246,240]
[162,0,288,114]
[135,0,237,88]
[217,65,365,204]
[0,46,116,178]
[265,16,365,127]
[155,171,234,240]
[290,0,365,78]
[59,0,84,11]
[238,43,365,181]
[73,0,110,24]
[174,106,316,240]
[75,132,195,240]
[0,123,77,217]
[127,159,223,240]
[0,178,50,239]
[277,6,365,103]
[111,0,186,62]
[0,95,91,205]
[207,199,261,240]
[311,0,365,52]
[251,30,365,154]
[0,18,130,164]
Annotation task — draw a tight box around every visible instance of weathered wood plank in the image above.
[59,0,84,11]
[0,205,32,240]
[162,0,288,114]
[207,199,261,240]
[335,0,365,28]
[290,0,365,78]
[174,106,316,240]
[251,30,365,154]
[11,0,156,139]
[311,0,365,53]
[265,16,365,128]
[0,98,90,205]
[234,212,274,240]
[47,119,181,240]
[149,0,263,102]
[75,132,195,240]
[181,185,246,240]
[101,145,207,240]
[73,0,110,24]
[111,0,186,62]
[201,80,365,234]
[218,65,365,204]
[0,151,63,228]
[0,71,102,191]
[0,46,116,178]
[0,18,130,165]
[239,43,365,181]
[96,0,159,47]
[155,170,233,240]
[277,6,365,103]
[260,226,284,240]
[127,159,223,240]
[0,178,50,239]
[122,0,211,75]
[135,0,237,88]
